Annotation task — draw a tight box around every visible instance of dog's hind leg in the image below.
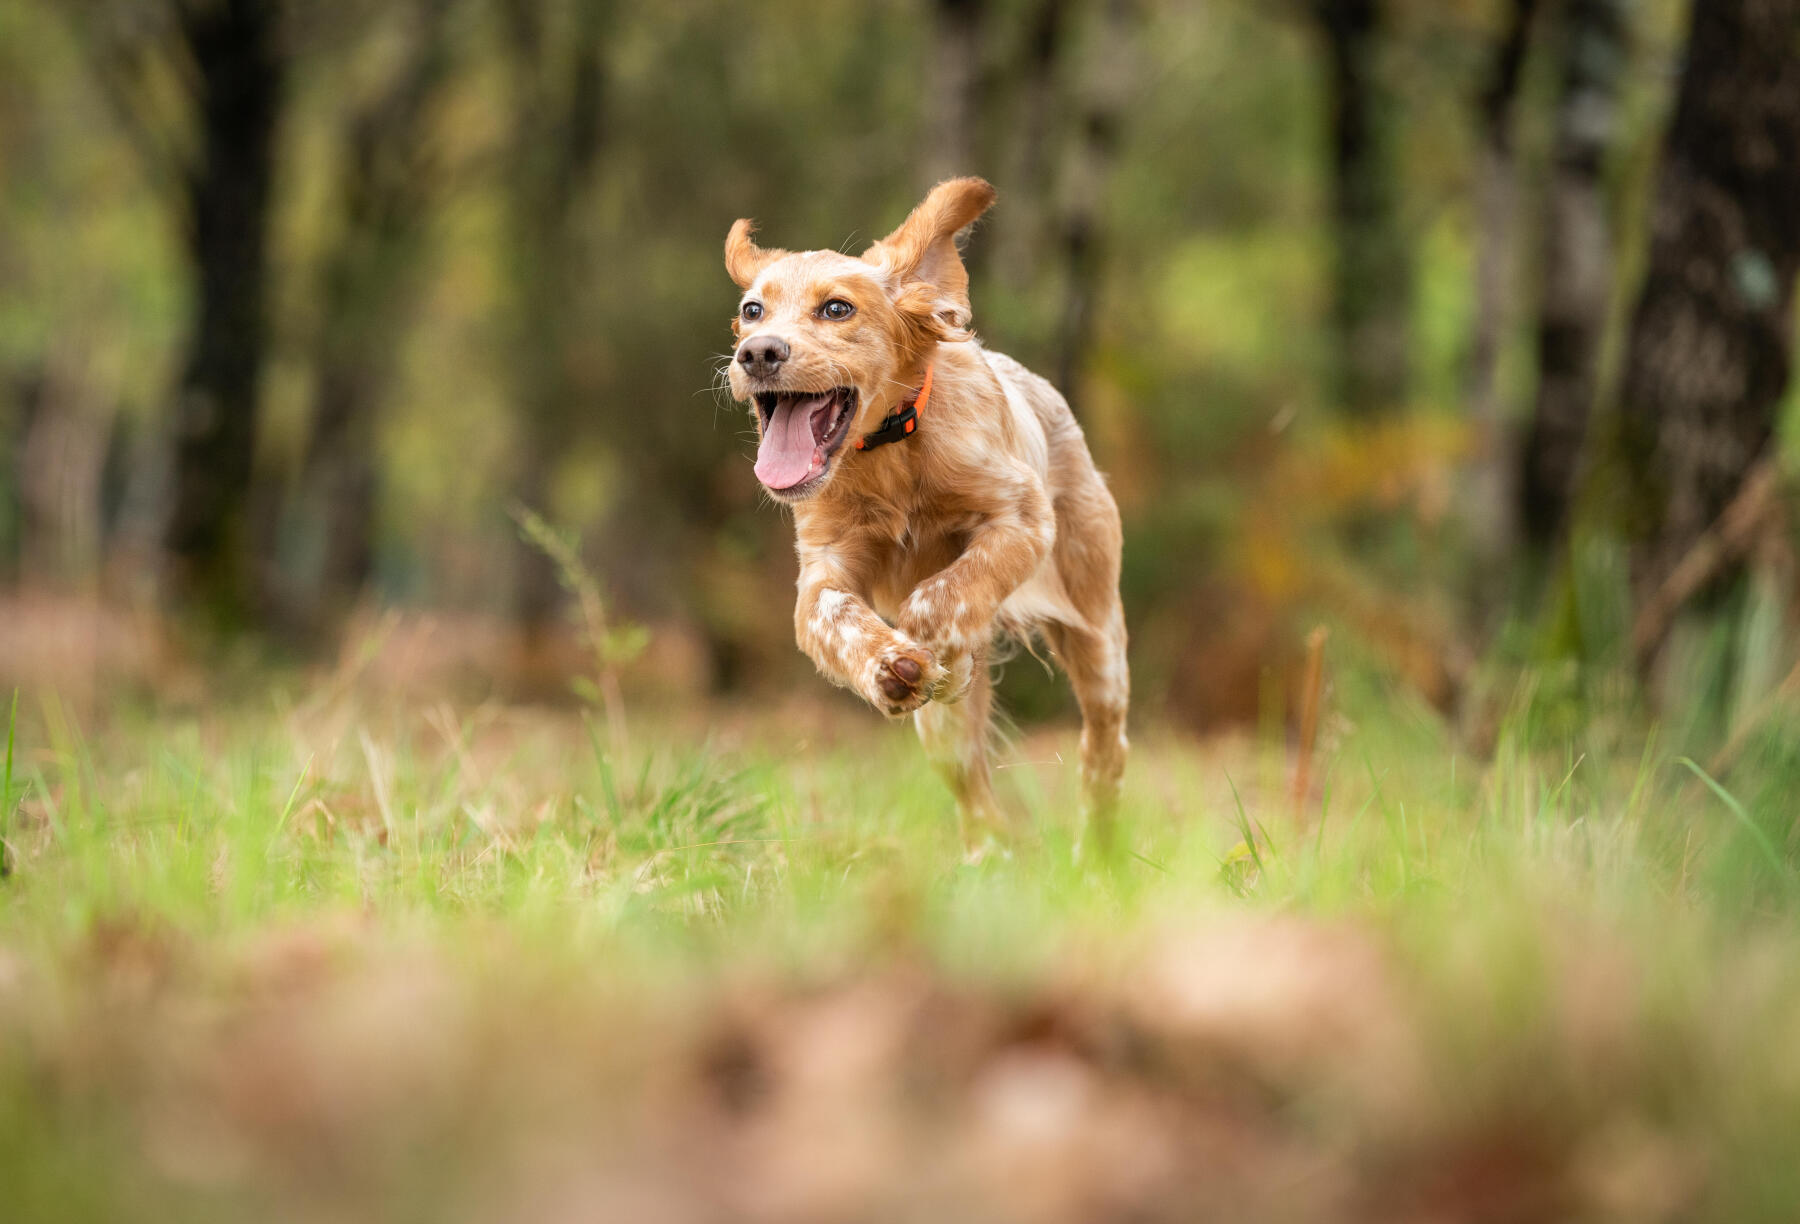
[1047,602,1130,843]
[914,644,1004,845]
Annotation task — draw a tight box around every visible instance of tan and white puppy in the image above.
[725,178,1128,833]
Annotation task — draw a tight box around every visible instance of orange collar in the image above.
[855,364,931,451]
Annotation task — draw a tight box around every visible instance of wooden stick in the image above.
[1708,643,1800,779]
[1293,626,1329,815]
[1633,458,1782,667]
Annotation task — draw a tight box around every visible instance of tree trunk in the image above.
[1518,0,1628,548]
[1311,0,1411,417]
[1465,0,1542,577]
[292,0,456,643]
[1619,0,1800,646]
[17,359,111,589]
[501,0,610,650]
[5,369,47,586]
[162,0,284,627]
[300,365,380,632]
[1467,0,1540,433]
[992,0,1071,298]
[1054,0,1139,400]
[925,0,987,188]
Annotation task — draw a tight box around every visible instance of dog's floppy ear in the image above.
[864,177,996,333]
[725,219,785,290]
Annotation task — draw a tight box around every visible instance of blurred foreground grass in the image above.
[4,654,1800,1222]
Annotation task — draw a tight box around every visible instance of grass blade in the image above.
[1223,770,1266,875]
[1680,756,1789,879]
[273,755,314,838]
[3,688,15,816]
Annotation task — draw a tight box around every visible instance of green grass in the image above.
[3,662,1800,1220]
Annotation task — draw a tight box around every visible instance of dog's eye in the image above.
[740,301,763,322]
[820,299,855,321]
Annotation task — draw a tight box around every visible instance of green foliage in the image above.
[0,0,1695,685]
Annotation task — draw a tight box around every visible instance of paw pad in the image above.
[870,643,942,715]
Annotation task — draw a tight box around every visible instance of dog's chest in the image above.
[864,514,973,618]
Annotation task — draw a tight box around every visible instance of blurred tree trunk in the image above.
[500,0,610,653]
[1464,0,1542,577]
[6,369,47,585]
[926,0,988,187]
[1619,0,1800,657]
[992,0,1072,299]
[1055,0,1140,400]
[17,360,112,589]
[290,0,458,644]
[162,0,285,628]
[1310,0,1411,417]
[927,0,998,291]
[1518,0,1628,549]
[1468,0,1539,431]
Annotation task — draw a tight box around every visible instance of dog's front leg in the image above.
[795,565,949,717]
[897,475,1054,690]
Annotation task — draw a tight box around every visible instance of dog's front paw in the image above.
[864,639,947,717]
[898,581,989,674]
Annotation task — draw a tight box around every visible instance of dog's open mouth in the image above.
[752,387,857,494]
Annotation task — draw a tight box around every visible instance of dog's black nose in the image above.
[736,334,789,375]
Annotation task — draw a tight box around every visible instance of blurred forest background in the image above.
[2,0,1797,744]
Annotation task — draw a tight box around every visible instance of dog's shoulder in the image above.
[977,346,1084,452]
[977,349,1068,422]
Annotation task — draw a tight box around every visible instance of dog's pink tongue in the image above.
[754,396,828,489]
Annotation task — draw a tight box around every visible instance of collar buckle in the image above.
[855,364,933,452]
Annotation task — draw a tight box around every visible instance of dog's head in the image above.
[724,177,996,502]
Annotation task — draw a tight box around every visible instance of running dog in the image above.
[724,178,1128,835]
